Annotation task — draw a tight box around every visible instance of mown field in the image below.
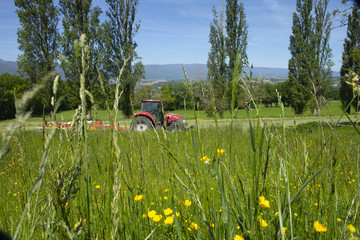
[1,103,360,239]
[0,101,348,131]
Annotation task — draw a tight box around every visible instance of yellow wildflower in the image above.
[164,215,174,226]
[347,224,356,233]
[313,221,327,233]
[152,214,162,223]
[200,155,211,164]
[74,222,80,229]
[147,210,157,219]
[134,195,143,202]
[184,200,191,207]
[259,196,270,208]
[337,218,342,222]
[283,227,287,234]
[217,149,225,155]
[163,208,173,216]
[234,235,244,240]
[95,185,100,189]
[190,222,199,230]
[259,218,268,228]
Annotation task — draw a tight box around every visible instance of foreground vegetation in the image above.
[1,104,360,239]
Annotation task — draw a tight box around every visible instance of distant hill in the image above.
[144,64,292,80]
[144,64,340,80]
[0,59,18,75]
[0,59,339,80]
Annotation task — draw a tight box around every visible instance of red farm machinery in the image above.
[130,100,188,131]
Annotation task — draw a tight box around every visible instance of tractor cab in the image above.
[140,100,164,125]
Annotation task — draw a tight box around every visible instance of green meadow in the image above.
[1,100,360,239]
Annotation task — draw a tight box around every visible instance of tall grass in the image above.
[1,39,360,239]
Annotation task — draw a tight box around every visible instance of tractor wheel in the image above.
[130,116,154,131]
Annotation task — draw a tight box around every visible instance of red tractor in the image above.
[130,100,188,131]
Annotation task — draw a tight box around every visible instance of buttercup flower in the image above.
[164,215,174,226]
[152,214,162,223]
[313,221,327,233]
[163,208,173,216]
[200,155,211,164]
[234,235,244,240]
[184,200,192,207]
[134,195,143,202]
[259,196,270,208]
[217,149,225,155]
[337,218,342,222]
[347,224,356,233]
[259,218,268,228]
[190,222,199,230]
[74,222,80,229]
[147,210,157,219]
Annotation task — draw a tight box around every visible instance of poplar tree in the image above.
[100,0,144,117]
[226,0,248,81]
[340,5,360,113]
[311,0,333,115]
[58,0,101,119]
[207,6,227,117]
[288,0,332,114]
[288,0,314,114]
[15,0,58,113]
[207,0,248,117]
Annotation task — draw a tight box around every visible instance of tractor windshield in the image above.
[141,101,163,125]
[141,101,161,113]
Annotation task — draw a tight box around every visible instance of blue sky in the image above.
[0,0,351,71]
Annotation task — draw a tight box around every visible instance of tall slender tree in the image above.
[225,0,248,81]
[58,0,101,119]
[311,0,333,115]
[288,0,332,114]
[207,0,248,117]
[340,5,360,113]
[207,6,227,117]
[15,0,58,113]
[100,0,144,117]
[288,0,314,114]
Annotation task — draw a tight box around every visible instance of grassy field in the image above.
[0,101,352,131]
[1,99,360,239]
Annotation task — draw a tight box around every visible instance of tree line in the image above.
[0,0,359,121]
[0,0,143,121]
